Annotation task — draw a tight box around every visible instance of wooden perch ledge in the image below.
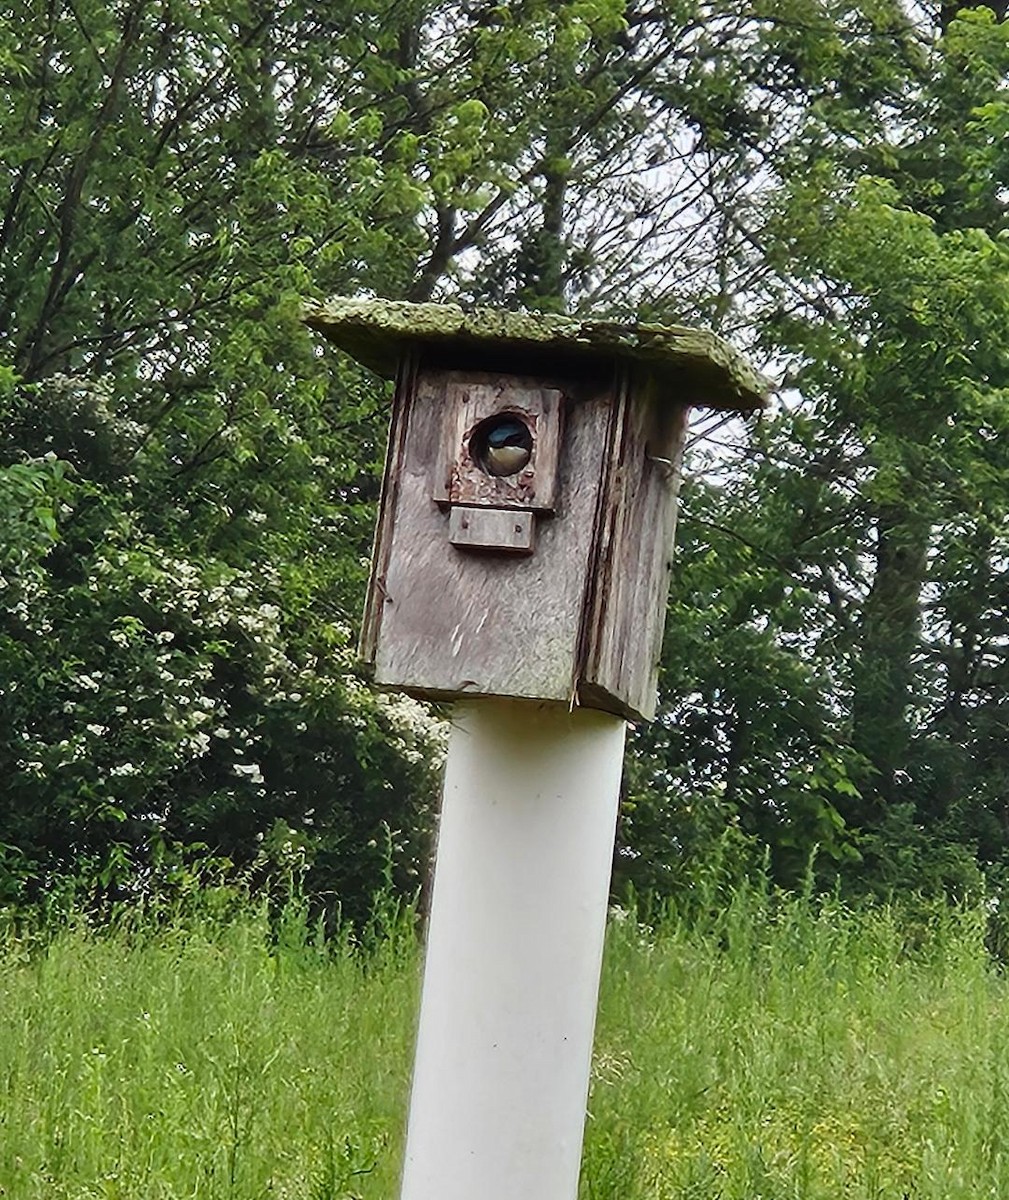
[304,297,770,413]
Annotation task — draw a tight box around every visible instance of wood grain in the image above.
[363,358,689,720]
[449,506,535,554]
[431,372,562,511]
[305,297,769,412]
[580,370,688,719]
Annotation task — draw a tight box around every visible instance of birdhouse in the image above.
[305,299,767,721]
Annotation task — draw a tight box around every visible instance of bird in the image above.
[482,418,532,477]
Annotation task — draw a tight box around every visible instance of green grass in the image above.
[2,889,1009,1198]
[0,902,417,1200]
[589,892,1009,1199]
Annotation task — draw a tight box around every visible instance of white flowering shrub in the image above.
[0,370,444,921]
[0,0,449,925]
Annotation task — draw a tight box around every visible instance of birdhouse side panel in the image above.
[369,378,612,703]
[580,379,688,720]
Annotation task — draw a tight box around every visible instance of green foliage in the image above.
[620,4,1009,903]
[0,0,450,916]
[0,456,70,568]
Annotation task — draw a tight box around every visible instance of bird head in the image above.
[485,418,530,450]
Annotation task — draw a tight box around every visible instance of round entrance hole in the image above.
[470,414,533,478]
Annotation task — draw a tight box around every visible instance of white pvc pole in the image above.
[399,698,627,1200]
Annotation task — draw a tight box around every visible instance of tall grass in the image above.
[0,901,418,1200]
[587,889,1009,1199]
[2,887,1008,1198]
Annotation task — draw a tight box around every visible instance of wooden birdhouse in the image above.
[305,299,767,721]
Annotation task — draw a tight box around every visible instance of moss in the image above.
[303,297,769,413]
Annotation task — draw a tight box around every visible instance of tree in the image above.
[0,0,442,916]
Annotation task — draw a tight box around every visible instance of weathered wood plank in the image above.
[449,507,535,554]
[341,304,765,720]
[433,374,562,511]
[580,371,688,720]
[359,353,416,665]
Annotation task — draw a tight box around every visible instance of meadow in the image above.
[2,887,1008,1199]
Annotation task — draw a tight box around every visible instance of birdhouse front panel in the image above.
[363,364,613,705]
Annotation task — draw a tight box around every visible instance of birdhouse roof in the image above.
[304,297,769,413]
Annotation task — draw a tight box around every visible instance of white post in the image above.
[399,698,627,1200]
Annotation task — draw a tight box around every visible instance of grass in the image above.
[2,887,1008,1198]
[0,901,417,1200]
[588,891,1009,1199]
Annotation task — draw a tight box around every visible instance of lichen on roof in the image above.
[303,296,769,413]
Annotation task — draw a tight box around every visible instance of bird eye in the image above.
[470,414,533,478]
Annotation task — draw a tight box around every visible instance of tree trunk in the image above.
[849,503,930,822]
[516,155,568,313]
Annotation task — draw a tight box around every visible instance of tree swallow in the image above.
[482,417,532,476]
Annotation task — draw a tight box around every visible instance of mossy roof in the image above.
[304,297,769,412]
